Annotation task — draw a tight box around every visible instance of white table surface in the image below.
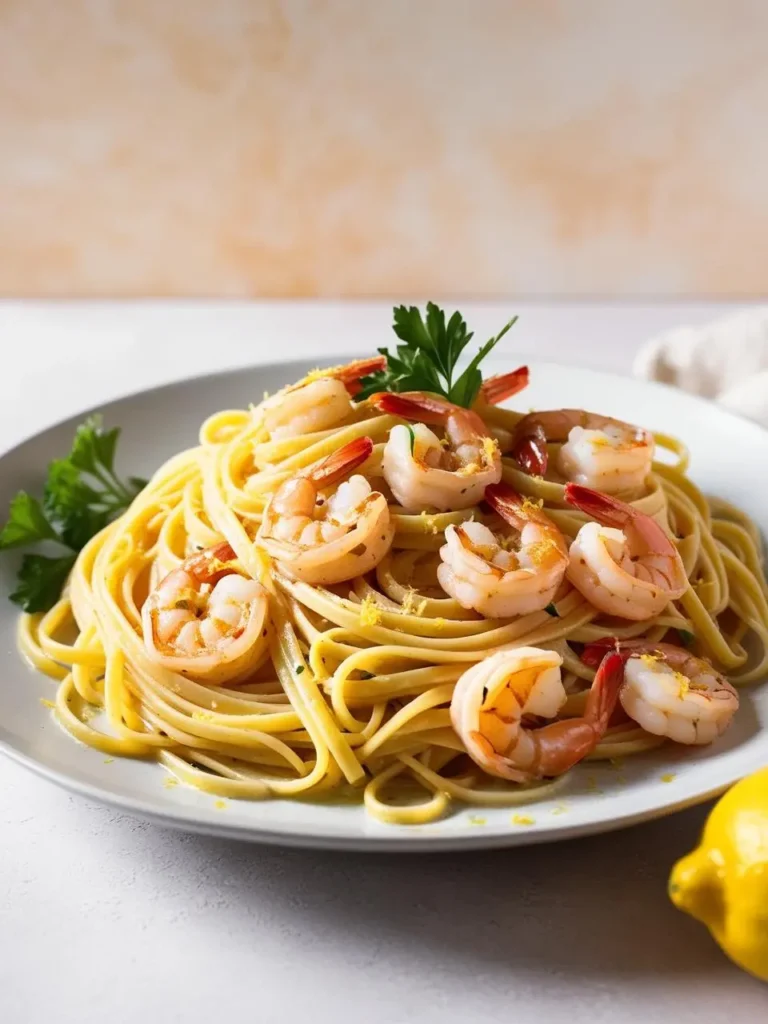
[1,300,766,1023]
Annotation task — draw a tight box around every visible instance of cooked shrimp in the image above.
[437,483,568,617]
[369,392,501,512]
[257,437,394,585]
[565,483,688,621]
[512,409,654,493]
[262,356,385,441]
[451,647,623,782]
[142,542,269,685]
[583,640,739,745]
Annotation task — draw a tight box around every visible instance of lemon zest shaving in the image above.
[526,537,560,566]
[639,653,662,668]
[302,366,329,384]
[521,497,544,514]
[39,698,56,709]
[512,814,536,826]
[163,776,179,789]
[214,799,228,810]
[359,594,383,627]
[661,772,676,783]
[482,436,500,463]
[419,510,439,535]
[674,671,690,698]
[468,815,487,826]
[401,588,428,617]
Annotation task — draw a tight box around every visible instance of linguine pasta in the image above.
[17,378,768,825]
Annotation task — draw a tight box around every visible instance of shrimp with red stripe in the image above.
[142,542,270,685]
[437,482,568,617]
[368,392,503,512]
[564,484,688,621]
[263,357,386,441]
[511,409,654,493]
[257,437,394,585]
[451,647,623,782]
[582,639,739,746]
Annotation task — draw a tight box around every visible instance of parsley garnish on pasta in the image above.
[356,302,518,407]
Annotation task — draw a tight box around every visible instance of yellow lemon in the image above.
[669,767,768,982]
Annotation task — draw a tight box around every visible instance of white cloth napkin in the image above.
[633,308,768,429]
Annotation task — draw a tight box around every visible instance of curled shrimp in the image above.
[142,542,269,685]
[583,640,739,745]
[437,482,568,617]
[565,483,688,621]
[512,409,654,493]
[262,356,385,440]
[451,647,623,782]
[369,392,501,512]
[257,437,394,585]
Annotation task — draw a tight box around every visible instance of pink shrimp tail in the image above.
[369,391,452,424]
[585,651,624,731]
[565,483,681,564]
[483,482,527,527]
[310,436,374,486]
[581,643,642,727]
[184,541,237,583]
[512,423,548,477]
[564,483,633,526]
[580,637,630,668]
[533,652,623,778]
[337,356,386,396]
[480,366,530,406]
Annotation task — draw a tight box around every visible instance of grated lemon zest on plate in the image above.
[512,814,536,826]
[214,799,228,810]
[163,776,179,789]
[661,772,677,783]
[39,698,56,709]
[468,815,487,826]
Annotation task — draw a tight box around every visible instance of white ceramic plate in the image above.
[1,358,767,851]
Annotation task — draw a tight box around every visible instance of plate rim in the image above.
[1,355,767,851]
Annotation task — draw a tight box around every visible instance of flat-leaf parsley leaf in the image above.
[0,415,146,612]
[357,302,518,408]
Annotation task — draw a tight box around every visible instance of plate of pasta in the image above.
[1,305,767,851]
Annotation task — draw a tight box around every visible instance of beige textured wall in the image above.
[2,0,768,297]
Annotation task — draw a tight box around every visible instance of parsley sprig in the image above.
[357,302,518,407]
[0,415,146,612]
